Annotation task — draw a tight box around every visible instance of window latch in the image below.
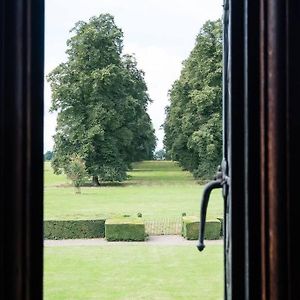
[197,161,229,251]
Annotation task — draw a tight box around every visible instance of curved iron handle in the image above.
[197,180,222,251]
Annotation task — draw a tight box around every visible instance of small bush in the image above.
[105,217,145,241]
[181,216,221,240]
[137,212,142,218]
[64,155,88,194]
[44,219,105,240]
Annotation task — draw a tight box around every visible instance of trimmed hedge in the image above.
[105,217,146,241]
[181,216,221,240]
[217,217,224,237]
[44,219,105,240]
[181,216,199,240]
[205,219,221,240]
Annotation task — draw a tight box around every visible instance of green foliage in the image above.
[64,155,88,193]
[181,216,199,240]
[217,217,224,236]
[48,14,156,183]
[164,20,222,179]
[44,220,105,239]
[181,216,221,240]
[204,220,222,240]
[154,149,166,160]
[105,217,146,241]
[44,151,53,161]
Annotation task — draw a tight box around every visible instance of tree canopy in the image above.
[44,151,53,161]
[48,14,156,183]
[163,20,222,179]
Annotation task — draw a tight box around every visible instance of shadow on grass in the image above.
[131,169,182,172]
[53,181,139,188]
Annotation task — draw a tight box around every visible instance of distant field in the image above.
[44,244,223,300]
[44,161,223,221]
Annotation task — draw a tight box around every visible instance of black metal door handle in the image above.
[197,163,228,252]
[197,180,222,251]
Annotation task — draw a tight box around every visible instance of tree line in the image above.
[163,20,222,179]
[48,15,222,184]
[48,14,156,185]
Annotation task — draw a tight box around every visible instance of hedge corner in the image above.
[44,219,105,240]
[181,216,199,240]
[181,216,221,240]
[105,217,146,241]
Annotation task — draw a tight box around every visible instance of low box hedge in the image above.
[181,216,221,240]
[217,217,224,237]
[44,219,105,240]
[105,217,146,241]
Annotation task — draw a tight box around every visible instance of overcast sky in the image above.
[44,0,222,152]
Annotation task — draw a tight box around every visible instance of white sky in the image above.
[44,0,222,152]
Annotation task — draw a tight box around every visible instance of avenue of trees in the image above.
[163,20,222,179]
[48,14,156,184]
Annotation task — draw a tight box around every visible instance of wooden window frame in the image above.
[225,0,300,299]
[1,0,299,299]
[0,0,44,298]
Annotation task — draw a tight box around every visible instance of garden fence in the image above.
[145,217,182,235]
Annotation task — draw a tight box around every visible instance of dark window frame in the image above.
[224,0,300,299]
[1,0,299,299]
[0,0,44,298]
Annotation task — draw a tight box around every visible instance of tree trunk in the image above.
[74,186,81,194]
[92,176,100,186]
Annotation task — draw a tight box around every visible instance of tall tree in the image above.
[44,151,53,161]
[48,14,156,183]
[164,19,222,179]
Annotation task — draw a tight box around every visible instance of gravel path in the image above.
[44,235,223,247]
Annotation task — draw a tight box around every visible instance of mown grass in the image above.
[44,161,223,221]
[44,161,224,299]
[128,160,195,185]
[44,245,223,300]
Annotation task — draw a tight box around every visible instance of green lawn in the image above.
[44,161,223,221]
[44,245,223,300]
[44,161,224,299]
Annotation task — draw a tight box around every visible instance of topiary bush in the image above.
[205,220,222,240]
[105,217,146,241]
[181,216,199,240]
[181,216,221,240]
[44,219,105,240]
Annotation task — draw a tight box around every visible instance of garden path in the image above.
[44,235,223,247]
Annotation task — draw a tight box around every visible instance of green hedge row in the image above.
[105,217,146,241]
[44,216,222,240]
[181,216,221,240]
[44,219,105,240]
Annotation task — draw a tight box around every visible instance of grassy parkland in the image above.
[44,160,223,222]
[45,245,223,300]
[44,160,224,299]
